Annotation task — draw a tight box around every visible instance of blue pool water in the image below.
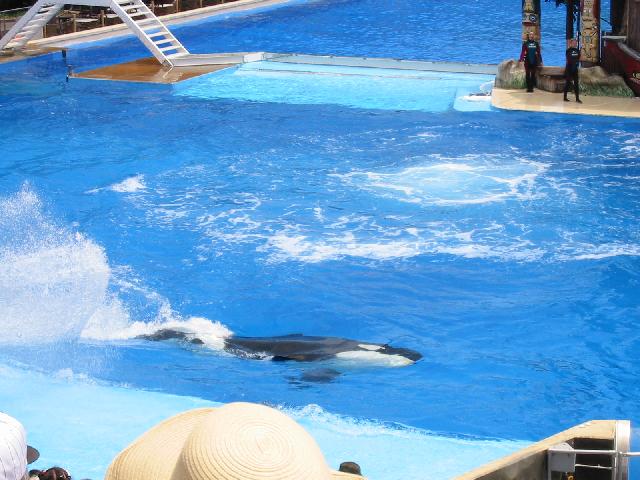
[63,0,611,72]
[1,0,639,479]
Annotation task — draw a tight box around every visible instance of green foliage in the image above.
[504,72,527,89]
[579,82,635,97]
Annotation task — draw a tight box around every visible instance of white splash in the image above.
[82,311,232,351]
[460,94,492,102]
[0,187,111,344]
[0,186,231,349]
[87,175,147,194]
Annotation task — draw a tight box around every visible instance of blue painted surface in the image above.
[174,62,495,112]
[1,0,638,479]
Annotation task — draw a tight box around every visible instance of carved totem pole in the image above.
[522,0,542,41]
[580,0,601,65]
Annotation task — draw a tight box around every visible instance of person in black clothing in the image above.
[519,32,543,92]
[564,38,582,103]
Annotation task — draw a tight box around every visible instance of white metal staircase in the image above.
[0,0,189,66]
[0,1,64,51]
[108,0,188,65]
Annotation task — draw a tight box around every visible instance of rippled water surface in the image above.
[0,0,638,478]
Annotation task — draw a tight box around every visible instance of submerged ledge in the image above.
[71,53,497,85]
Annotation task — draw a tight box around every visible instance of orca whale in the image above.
[137,330,422,366]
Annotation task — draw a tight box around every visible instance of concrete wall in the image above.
[454,421,618,480]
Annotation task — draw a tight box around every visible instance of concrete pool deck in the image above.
[0,0,289,66]
[28,0,291,49]
[492,88,640,119]
[0,46,62,64]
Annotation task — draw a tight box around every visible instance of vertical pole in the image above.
[566,0,575,41]
[522,0,542,41]
[580,0,600,65]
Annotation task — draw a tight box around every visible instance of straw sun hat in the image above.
[105,403,363,480]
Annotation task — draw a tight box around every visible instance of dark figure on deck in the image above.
[564,38,582,103]
[519,31,543,92]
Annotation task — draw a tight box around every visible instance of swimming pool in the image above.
[1,0,639,478]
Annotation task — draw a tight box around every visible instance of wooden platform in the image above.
[492,87,640,118]
[72,57,235,84]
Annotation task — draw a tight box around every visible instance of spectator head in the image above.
[339,462,362,475]
[0,413,39,480]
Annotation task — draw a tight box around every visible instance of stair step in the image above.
[165,52,189,59]
[158,45,182,52]
[24,21,47,29]
[153,38,175,46]
[119,3,142,10]
[135,18,161,26]
[128,11,148,18]
[147,31,169,38]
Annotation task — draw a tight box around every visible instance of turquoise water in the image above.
[173,62,494,112]
[1,0,638,479]
[0,365,528,479]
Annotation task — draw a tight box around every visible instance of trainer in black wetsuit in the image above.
[519,32,543,93]
[564,39,582,103]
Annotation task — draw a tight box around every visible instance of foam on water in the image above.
[559,242,640,261]
[258,223,546,263]
[0,363,529,480]
[337,157,548,206]
[87,174,147,194]
[113,161,640,265]
[0,186,231,349]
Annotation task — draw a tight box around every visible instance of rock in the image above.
[495,59,634,97]
[579,66,634,97]
[495,59,526,89]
